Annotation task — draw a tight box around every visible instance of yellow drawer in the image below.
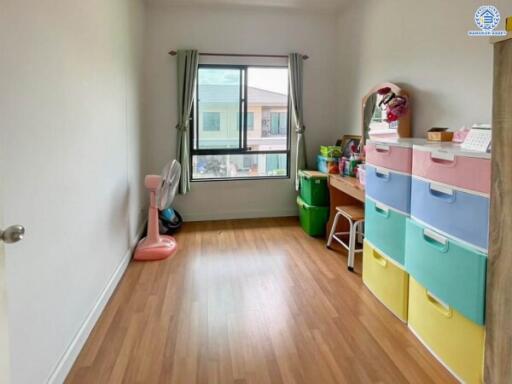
[362,240,409,322]
[408,277,485,384]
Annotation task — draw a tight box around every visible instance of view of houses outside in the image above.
[192,67,289,179]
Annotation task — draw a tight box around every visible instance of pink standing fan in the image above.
[134,160,181,261]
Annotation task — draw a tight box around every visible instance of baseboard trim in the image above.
[46,224,145,384]
[183,208,299,222]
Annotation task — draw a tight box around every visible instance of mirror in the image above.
[362,83,411,143]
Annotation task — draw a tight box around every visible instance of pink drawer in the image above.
[412,146,491,195]
[366,142,413,174]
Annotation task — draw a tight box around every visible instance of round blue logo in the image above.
[474,6,501,31]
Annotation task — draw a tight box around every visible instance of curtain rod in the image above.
[168,50,309,60]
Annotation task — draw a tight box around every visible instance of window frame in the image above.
[190,64,291,182]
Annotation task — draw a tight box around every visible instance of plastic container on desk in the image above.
[317,155,339,174]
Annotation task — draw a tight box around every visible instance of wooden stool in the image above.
[326,205,365,271]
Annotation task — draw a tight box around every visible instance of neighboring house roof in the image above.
[248,87,287,105]
[199,85,287,106]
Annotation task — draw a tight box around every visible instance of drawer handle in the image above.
[430,151,457,167]
[374,167,391,182]
[422,228,449,253]
[428,183,456,203]
[372,250,388,268]
[375,144,391,154]
[426,290,453,318]
[374,203,390,218]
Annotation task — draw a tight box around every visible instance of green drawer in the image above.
[365,197,407,266]
[405,218,487,325]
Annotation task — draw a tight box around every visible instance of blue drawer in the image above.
[410,177,489,251]
[405,219,487,325]
[365,198,407,266]
[366,165,411,214]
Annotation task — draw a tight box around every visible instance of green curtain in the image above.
[175,49,199,194]
[289,53,306,191]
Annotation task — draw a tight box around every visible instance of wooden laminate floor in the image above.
[66,217,456,384]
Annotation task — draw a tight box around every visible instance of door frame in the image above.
[485,35,512,384]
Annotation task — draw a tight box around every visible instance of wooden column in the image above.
[485,36,512,384]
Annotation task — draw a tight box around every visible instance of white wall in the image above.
[143,4,339,221]
[336,0,512,137]
[0,0,146,382]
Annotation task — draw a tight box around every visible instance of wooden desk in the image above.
[326,175,365,236]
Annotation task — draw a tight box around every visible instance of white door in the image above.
[0,217,24,384]
[0,222,25,384]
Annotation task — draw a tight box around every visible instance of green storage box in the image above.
[299,170,329,206]
[297,196,329,237]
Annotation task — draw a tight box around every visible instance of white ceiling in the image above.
[145,0,350,12]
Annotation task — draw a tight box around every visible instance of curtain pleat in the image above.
[289,53,306,191]
[175,49,199,194]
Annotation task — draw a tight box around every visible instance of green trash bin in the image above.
[299,170,329,206]
[297,196,329,237]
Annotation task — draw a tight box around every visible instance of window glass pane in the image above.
[279,113,287,135]
[247,67,288,151]
[270,112,279,135]
[192,154,287,179]
[203,112,220,131]
[197,68,241,149]
[247,112,254,130]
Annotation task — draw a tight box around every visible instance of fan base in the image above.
[133,235,177,261]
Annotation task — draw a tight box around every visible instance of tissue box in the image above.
[427,128,453,142]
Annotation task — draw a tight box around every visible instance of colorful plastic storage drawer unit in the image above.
[405,219,487,325]
[365,165,411,214]
[366,138,425,174]
[412,143,491,195]
[317,155,339,174]
[408,277,485,384]
[297,196,329,237]
[365,198,407,266]
[298,170,329,206]
[362,241,409,322]
[410,177,490,251]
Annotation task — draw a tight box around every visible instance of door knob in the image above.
[0,225,25,244]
